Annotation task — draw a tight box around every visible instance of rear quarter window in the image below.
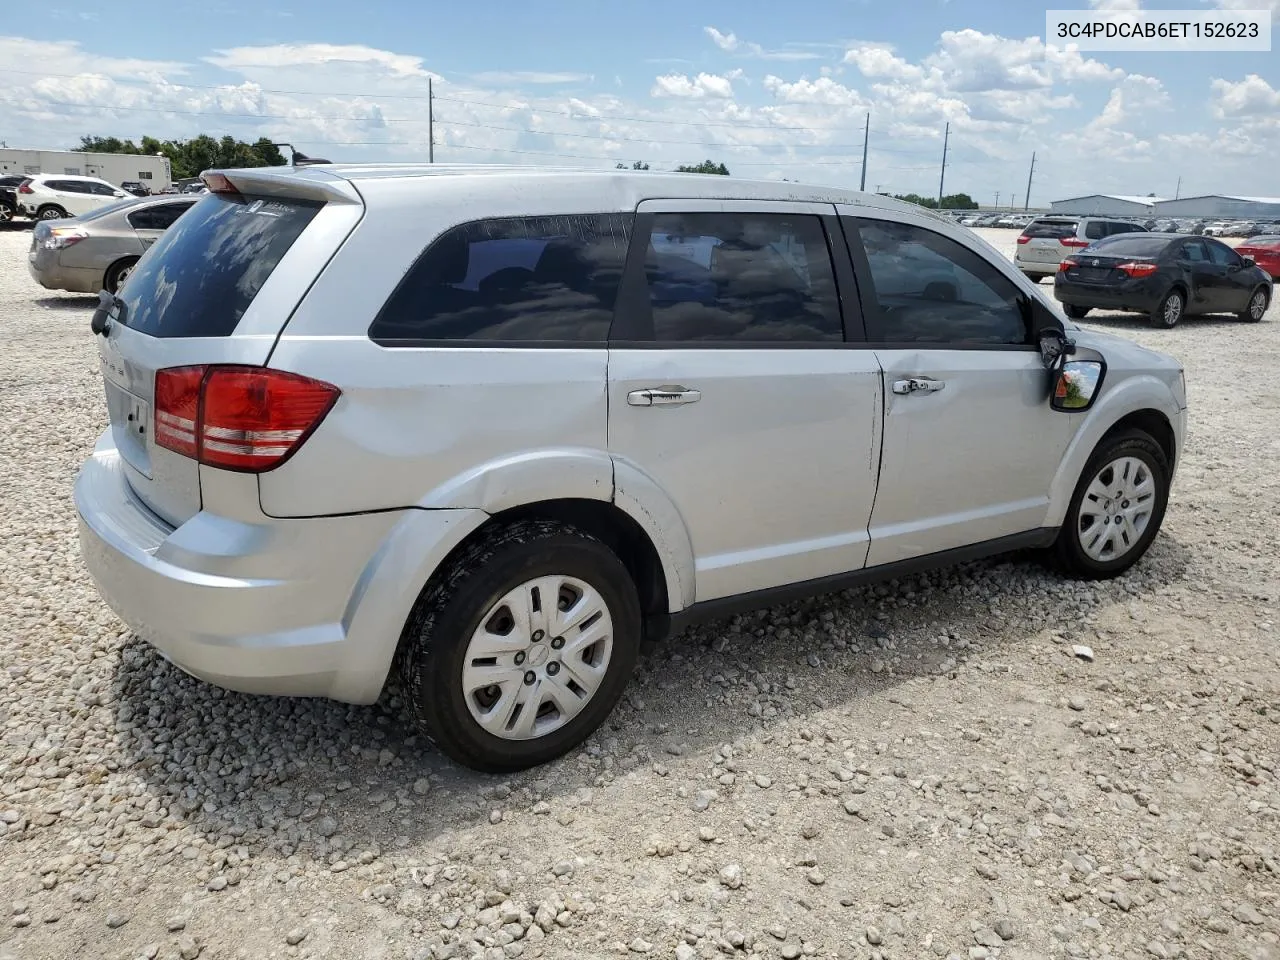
[115,194,321,338]
[1088,235,1172,257]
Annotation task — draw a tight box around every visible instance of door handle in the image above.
[627,386,701,407]
[891,377,946,395]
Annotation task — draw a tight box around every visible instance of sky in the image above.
[0,0,1277,205]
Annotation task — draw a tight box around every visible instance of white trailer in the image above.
[0,148,172,192]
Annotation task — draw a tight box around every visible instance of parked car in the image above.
[1054,232,1272,327]
[1235,235,1280,279]
[75,166,1189,772]
[1,174,33,222]
[14,174,131,220]
[121,181,151,197]
[26,194,197,294]
[1015,216,1148,282]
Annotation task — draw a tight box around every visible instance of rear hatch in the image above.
[1059,234,1169,286]
[94,168,363,527]
[1018,219,1080,264]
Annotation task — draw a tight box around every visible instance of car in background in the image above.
[1054,232,1271,328]
[1236,235,1280,279]
[1,174,33,222]
[1015,216,1148,282]
[26,193,197,294]
[14,174,131,220]
[121,181,151,197]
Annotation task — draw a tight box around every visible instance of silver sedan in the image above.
[26,194,197,294]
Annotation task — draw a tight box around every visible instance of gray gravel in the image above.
[1,222,1279,960]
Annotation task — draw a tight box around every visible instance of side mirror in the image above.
[1051,359,1106,412]
[1240,255,1255,266]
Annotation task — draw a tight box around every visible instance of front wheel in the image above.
[1240,286,1269,323]
[397,519,642,772]
[1063,304,1090,320]
[1151,288,1184,328]
[1054,430,1170,579]
[36,205,67,221]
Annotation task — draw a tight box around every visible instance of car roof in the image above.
[29,172,113,182]
[208,162,957,224]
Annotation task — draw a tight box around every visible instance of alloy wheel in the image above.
[1076,456,1156,562]
[1250,291,1267,320]
[461,575,614,741]
[1163,294,1182,326]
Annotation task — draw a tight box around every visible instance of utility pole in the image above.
[875,183,884,194]
[859,112,869,192]
[937,121,950,207]
[995,191,1000,210]
[1174,176,1181,200]
[1024,152,1036,212]
[428,78,435,164]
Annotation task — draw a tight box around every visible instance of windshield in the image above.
[73,197,146,222]
[1087,235,1172,257]
[116,192,322,338]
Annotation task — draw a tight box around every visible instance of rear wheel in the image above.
[104,257,139,294]
[1240,286,1269,323]
[397,519,642,772]
[0,204,12,224]
[1151,288,1184,328]
[1062,304,1090,320]
[36,205,67,221]
[1054,430,1170,579]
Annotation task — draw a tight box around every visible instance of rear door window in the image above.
[370,214,633,344]
[1023,220,1078,239]
[1084,221,1107,240]
[127,202,193,231]
[1205,240,1240,267]
[115,194,322,338]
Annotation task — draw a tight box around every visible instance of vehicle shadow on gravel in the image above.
[107,533,1193,859]
[1080,313,1254,332]
[34,296,98,311]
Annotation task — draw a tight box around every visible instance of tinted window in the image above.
[1089,235,1173,257]
[46,180,80,193]
[853,219,1028,345]
[1084,221,1107,240]
[371,214,632,343]
[116,194,321,339]
[1179,240,1208,262]
[77,198,144,223]
[1205,240,1240,267]
[1023,220,1078,239]
[640,212,841,343]
[127,202,192,230]
[89,182,119,196]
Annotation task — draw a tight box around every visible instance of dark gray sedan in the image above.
[26,194,197,294]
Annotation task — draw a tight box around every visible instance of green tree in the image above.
[77,133,289,179]
[940,192,976,210]
[675,159,730,175]
[616,160,650,170]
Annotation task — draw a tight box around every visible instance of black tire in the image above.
[1063,304,1090,320]
[1151,288,1184,328]
[1054,429,1170,580]
[1239,286,1269,323]
[104,257,139,294]
[396,519,642,773]
[36,205,67,221]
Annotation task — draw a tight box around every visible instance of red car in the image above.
[1236,235,1280,279]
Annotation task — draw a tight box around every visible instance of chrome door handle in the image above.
[627,386,702,407]
[891,377,946,395]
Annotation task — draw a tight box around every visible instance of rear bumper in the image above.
[75,428,486,704]
[1053,276,1161,312]
[27,254,102,293]
[1014,251,1063,275]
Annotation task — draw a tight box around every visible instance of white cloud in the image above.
[703,25,822,61]
[205,43,433,79]
[705,27,739,52]
[763,75,870,108]
[650,72,737,99]
[1208,0,1280,11]
[842,44,924,82]
[1210,74,1280,118]
[471,71,593,85]
[1087,74,1169,129]
[1087,0,1142,9]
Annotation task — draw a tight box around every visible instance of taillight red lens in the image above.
[1016,235,1031,244]
[154,366,205,459]
[153,366,339,473]
[18,183,33,194]
[1118,261,1158,278]
[1060,237,1089,248]
[1059,258,1078,271]
[201,172,239,195]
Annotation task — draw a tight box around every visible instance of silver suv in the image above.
[1016,216,1149,281]
[75,166,1188,772]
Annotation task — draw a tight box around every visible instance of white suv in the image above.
[1016,216,1149,281]
[15,173,129,220]
[75,166,1188,772]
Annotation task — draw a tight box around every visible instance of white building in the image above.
[0,148,173,191]
[1049,194,1165,217]
[1152,195,1280,220]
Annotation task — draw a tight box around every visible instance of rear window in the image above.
[116,193,321,338]
[1251,235,1280,247]
[1088,235,1172,257]
[1023,220,1077,239]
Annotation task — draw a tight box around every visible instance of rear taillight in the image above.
[41,227,87,250]
[18,183,33,194]
[154,366,339,473]
[201,172,239,195]
[1060,237,1089,248]
[1118,261,1158,278]
[1059,258,1078,272]
[1016,235,1031,244]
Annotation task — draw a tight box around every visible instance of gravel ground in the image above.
[1,222,1278,960]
